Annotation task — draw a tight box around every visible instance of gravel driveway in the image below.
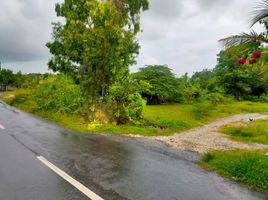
[154,114,268,154]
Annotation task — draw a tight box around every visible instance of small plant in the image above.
[202,152,215,163]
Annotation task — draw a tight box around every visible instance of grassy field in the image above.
[2,89,268,136]
[219,119,268,144]
[200,150,268,190]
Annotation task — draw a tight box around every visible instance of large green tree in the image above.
[47,0,149,99]
[133,65,179,104]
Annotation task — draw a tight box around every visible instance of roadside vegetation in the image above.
[3,83,268,136]
[219,119,268,144]
[200,150,268,190]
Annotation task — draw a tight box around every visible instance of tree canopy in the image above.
[46,0,149,123]
[47,0,149,98]
[133,65,179,104]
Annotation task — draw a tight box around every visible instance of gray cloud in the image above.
[0,0,262,75]
[0,0,59,64]
[149,0,182,19]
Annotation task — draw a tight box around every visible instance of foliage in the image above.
[201,150,268,189]
[220,1,268,65]
[13,71,23,87]
[219,119,268,144]
[190,69,215,90]
[259,93,268,102]
[214,47,268,100]
[0,68,15,85]
[0,69,50,90]
[106,77,146,124]
[3,87,268,136]
[46,0,149,123]
[47,0,148,99]
[250,0,268,27]
[34,75,85,113]
[133,65,179,104]
[20,73,50,89]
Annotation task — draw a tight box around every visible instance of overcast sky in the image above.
[0,0,263,76]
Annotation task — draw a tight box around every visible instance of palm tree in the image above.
[251,0,268,26]
[220,0,268,48]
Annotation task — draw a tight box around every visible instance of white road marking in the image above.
[37,156,104,200]
[0,123,5,129]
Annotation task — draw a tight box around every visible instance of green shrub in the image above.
[258,94,268,102]
[34,75,85,113]
[204,92,225,106]
[107,78,146,124]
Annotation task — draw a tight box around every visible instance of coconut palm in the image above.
[220,0,268,48]
[251,0,268,26]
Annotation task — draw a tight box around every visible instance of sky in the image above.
[0,0,263,76]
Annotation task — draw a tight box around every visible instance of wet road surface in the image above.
[0,101,267,200]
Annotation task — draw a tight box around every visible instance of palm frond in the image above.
[219,31,259,48]
[258,50,268,63]
[250,0,268,27]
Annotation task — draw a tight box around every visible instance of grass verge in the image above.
[200,150,268,190]
[219,119,268,144]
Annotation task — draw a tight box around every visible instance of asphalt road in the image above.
[0,100,267,200]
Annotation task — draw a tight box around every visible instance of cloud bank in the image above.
[0,0,261,75]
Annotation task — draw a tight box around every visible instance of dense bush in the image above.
[107,78,146,124]
[259,93,268,102]
[34,75,85,113]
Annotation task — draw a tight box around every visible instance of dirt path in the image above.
[153,114,268,154]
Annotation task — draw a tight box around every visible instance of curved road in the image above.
[0,101,267,200]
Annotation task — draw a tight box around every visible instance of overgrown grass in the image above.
[0,89,36,112]
[2,89,268,136]
[219,119,268,144]
[200,150,268,190]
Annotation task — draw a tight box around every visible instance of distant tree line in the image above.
[0,69,51,91]
[133,48,268,105]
